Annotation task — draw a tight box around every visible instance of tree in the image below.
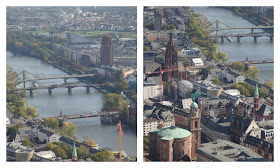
[232,62,245,72]
[44,118,59,130]
[91,149,115,161]
[144,136,149,152]
[213,78,223,85]
[77,145,89,160]
[83,136,96,147]
[264,80,273,88]
[163,81,168,95]
[61,122,77,139]
[22,137,34,146]
[246,66,259,81]
[103,93,125,111]
[182,58,191,67]
[218,52,227,61]
[7,125,20,136]
[27,106,38,119]
[120,104,129,124]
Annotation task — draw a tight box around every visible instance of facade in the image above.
[197,140,267,162]
[101,35,113,66]
[178,80,193,99]
[154,9,162,30]
[149,126,192,161]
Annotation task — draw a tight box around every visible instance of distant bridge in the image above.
[15,74,95,84]
[40,111,120,121]
[208,26,274,32]
[207,33,273,42]
[14,83,99,95]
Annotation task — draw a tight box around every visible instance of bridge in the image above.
[15,74,95,84]
[14,83,99,95]
[208,26,274,32]
[207,33,273,42]
[40,111,120,121]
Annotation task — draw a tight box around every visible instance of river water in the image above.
[193,7,274,82]
[6,51,136,156]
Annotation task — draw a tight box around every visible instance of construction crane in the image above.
[145,65,206,102]
[118,120,124,162]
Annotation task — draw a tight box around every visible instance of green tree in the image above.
[182,58,191,67]
[103,93,125,111]
[144,136,149,152]
[163,81,168,95]
[91,149,115,161]
[27,106,38,119]
[264,80,273,88]
[218,52,227,61]
[246,66,259,81]
[120,104,129,124]
[213,78,223,85]
[232,62,245,72]
[44,118,59,130]
[22,137,34,146]
[61,122,77,139]
[77,145,89,160]
[6,125,20,136]
[83,136,96,147]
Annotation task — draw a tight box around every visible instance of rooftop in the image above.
[157,126,191,139]
[197,140,267,162]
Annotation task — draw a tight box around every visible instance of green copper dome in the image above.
[157,126,191,139]
[191,102,198,108]
[255,84,259,96]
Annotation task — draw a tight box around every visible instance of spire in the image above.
[255,84,259,96]
[169,31,173,40]
[72,142,78,161]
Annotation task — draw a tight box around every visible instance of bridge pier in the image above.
[237,36,240,42]
[251,29,254,33]
[68,87,72,94]
[254,36,258,42]
[48,88,52,94]
[221,37,224,42]
[270,36,273,42]
[29,89,33,96]
[64,79,68,84]
[86,86,90,93]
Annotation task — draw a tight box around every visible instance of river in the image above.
[6,51,137,156]
[192,7,274,82]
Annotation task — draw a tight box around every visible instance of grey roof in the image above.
[144,62,161,74]
[39,128,54,137]
[256,104,273,116]
[201,114,233,134]
[232,115,252,132]
[227,69,240,78]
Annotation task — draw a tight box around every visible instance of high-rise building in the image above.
[72,142,78,162]
[101,35,113,66]
[164,32,178,93]
[154,9,162,30]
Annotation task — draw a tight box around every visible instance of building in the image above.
[178,80,193,99]
[225,70,245,83]
[149,126,192,161]
[154,9,162,30]
[38,128,61,144]
[197,140,267,162]
[164,32,178,94]
[101,35,113,66]
[255,104,273,121]
[72,142,78,161]
[171,102,201,160]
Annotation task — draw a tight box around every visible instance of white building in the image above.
[179,80,193,98]
[182,98,193,109]
[143,76,162,101]
[192,58,204,66]
[180,47,200,56]
[35,151,56,160]
[226,70,245,83]
[38,128,61,143]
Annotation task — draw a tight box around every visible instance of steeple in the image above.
[72,142,78,161]
[254,84,259,96]
[169,31,173,40]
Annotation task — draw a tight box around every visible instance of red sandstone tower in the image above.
[164,32,178,93]
[101,35,113,66]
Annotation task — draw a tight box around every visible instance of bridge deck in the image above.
[15,84,97,91]
[15,74,95,83]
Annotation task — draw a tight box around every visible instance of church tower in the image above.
[253,84,259,119]
[189,102,201,160]
[72,142,78,162]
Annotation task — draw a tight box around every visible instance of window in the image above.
[181,150,184,156]
[163,144,166,149]
[163,152,166,160]
[174,143,177,148]
[182,142,184,147]
[195,121,198,128]
[152,136,154,141]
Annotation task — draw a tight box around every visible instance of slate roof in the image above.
[144,62,161,74]
[201,114,233,134]
[256,104,273,116]
[232,115,253,131]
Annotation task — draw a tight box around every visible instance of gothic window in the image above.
[195,121,198,128]
[182,142,184,147]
